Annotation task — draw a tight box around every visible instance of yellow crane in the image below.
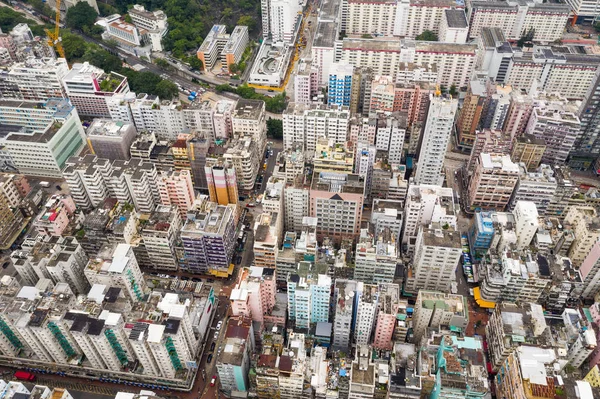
[45,0,65,59]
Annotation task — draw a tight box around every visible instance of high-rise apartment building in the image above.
[467,153,519,211]
[513,201,539,250]
[405,226,462,294]
[355,283,378,346]
[253,211,282,268]
[180,201,236,275]
[332,279,357,351]
[354,229,398,284]
[157,169,195,218]
[287,262,331,330]
[283,103,350,151]
[456,79,488,148]
[511,134,547,171]
[413,291,468,342]
[141,205,181,271]
[373,283,399,350]
[84,243,148,302]
[0,58,69,100]
[402,185,457,254]
[62,62,130,118]
[525,94,581,165]
[205,158,238,206]
[328,63,354,107]
[467,0,569,42]
[509,164,556,215]
[86,119,137,161]
[414,95,458,186]
[0,99,86,178]
[309,171,365,244]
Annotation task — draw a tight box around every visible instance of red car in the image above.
[210,375,217,387]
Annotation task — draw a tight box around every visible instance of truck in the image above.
[14,371,35,382]
[39,181,50,188]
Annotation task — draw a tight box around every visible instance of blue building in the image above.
[468,211,495,261]
[328,63,354,107]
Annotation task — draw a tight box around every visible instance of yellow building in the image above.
[585,365,600,387]
[313,138,354,173]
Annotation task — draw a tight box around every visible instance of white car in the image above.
[213,331,219,340]
[216,321,223,331]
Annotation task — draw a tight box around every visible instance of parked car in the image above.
[210,342,216,351]
[213,332,219,340]
[192,277,201,282]
[216,321,223,331]
[207,354,213,363]
[210,375,217,386]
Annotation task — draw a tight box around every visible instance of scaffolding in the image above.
[165,337,183,371]
[105,329,128,366]
[47,322,76,358]
[0,319,23,349]
[126,269,143,301]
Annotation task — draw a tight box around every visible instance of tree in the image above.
[237,15,257,33]
[267,119,283,139]
[61,31,88,60]
[361,33,372,39]
[97,2,118,17]
[155,80,179,99]
[449,85,458,97]
[124,14,133,23]
[517,28,535,48]
[186,56,203,71]
[82,47,122,73]
[66,2,99,31]
[154,58,171,69]
[265,92,287,113]
[415,30,438,41]
[595,22,600,33]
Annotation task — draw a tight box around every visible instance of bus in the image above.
[14,371,35,382]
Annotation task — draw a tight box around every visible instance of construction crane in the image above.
[45,0,65,59]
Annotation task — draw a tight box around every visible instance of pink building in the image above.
[309,171,365,244]
[579,241,600,299]
[34,195,76,236]
[373,283,400,350]
[393,83,433,127]
[230,266,277,323]
[157,169,195,218]
[503,92,533,143]
[0,34,16,60]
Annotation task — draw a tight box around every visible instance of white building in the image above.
[355,283,378,346]
[287,263,331,330]
[413,291,468,342]
[141,205,181,271]
[128,5,168,52]
[284,183,310,233]
[405,226,462,294]
[393,0,464,38]
[505,46,600,100]
[402,185,457,253]
[332,279,357,350]
[525,94,581,165]
[354,229,398,284]
[264,0,302,44]
[0,99,86,177]
[339,39,477,88]
[84,244,148,303]
[283,103,350,151]
[232,99,267,153]
[371,199,404,241]
[374,114,406,164]
[354,143,376,199]
[509,164,557,215]
[438,9,468,44]
[345,0,398,36]
[513,201,539,250]
[414,95,458,186]
[467,0,570,42]
[0,58,69,101]
[62,62,130,118]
